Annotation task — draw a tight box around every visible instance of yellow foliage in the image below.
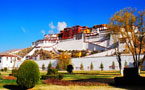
[57,51,71,69]
[109,7,145,66]
[78,51,82,57]
[58,51,71,60]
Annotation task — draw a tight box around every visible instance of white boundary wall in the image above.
[16,55,145,71]
[16,59,57,71]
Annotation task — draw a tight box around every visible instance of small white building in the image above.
[0,54,18,70]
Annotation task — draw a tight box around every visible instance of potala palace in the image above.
[1,24,145,71]
[32,24,113,51]
[22,24,126,60]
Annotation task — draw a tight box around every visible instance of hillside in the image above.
[15,47,33,57]
[32,49,58,60]
[0,49,21,55]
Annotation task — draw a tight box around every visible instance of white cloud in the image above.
[57,21,67,31]
[21,26,26,33]
[41,30,45,35]
[49,22,55,30]
[48,30,54,34]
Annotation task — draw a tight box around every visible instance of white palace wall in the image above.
[57,39,87,50]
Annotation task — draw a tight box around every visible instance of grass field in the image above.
[0,70,145,90]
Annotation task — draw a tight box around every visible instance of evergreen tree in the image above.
[48,62,52,69]
[80,63,84,70]
[100,63,104,71]
[112,61,115,70]
[90,62,93,70]
[56,62,60,70]
[42,64,45,71]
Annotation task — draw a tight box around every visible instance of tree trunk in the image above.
[139,55,145,69]
[116,54,123,75]
[120,68,123,76]
[138,68,140,75]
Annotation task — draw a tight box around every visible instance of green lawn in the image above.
[0,78,16,84]
[0,70,145,90]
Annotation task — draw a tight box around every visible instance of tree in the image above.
[57,51,71,70]
[48,62,52,69]
[109,7,145,74]
[100,63,104,71]
[56,62,60,70]
[90,62,94,70]
[67,64,74,73]
[111,61,115,70]
[42,64,45,71]
[80,63,84,70]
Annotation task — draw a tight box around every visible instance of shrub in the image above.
[101,50,104,52]
[9,69,18,77]
[81,50,87,57]
[80,63,84,70]
[90,62,93,70]
[41,74,63,80]
[100,63,104,71]
[67,64,73,73]
[91,50,98,54]
[72,51,81,58]
[17,60,40,89]
[1,69,4,72]
[42,64,45,71]
[58,50,64,52]
[4,67,8,72]
[47,68,58,75]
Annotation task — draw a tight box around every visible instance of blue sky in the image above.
[0,0,145,52]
